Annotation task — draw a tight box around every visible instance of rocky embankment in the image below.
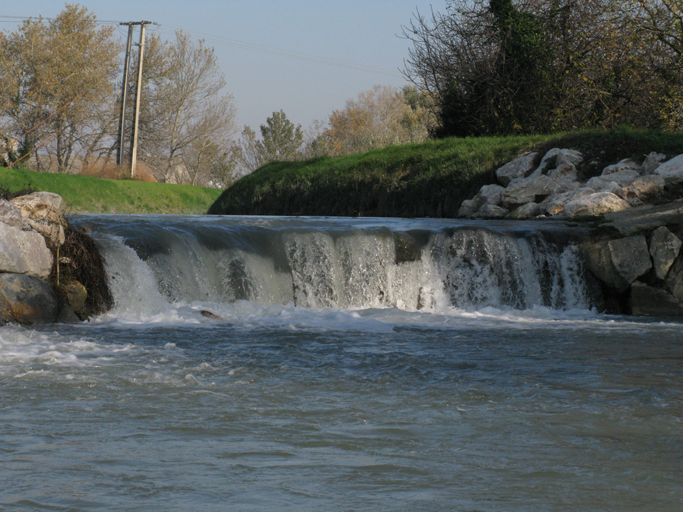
[0,192,111,325]
[459,148,683,316]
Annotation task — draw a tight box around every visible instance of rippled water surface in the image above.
[2,308,682,511]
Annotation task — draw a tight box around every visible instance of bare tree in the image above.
[137,31,238,185]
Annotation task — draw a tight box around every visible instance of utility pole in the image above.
[115,20,157,177]
[116,23,134,167]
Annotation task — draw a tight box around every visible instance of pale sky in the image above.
[1,1,446,133]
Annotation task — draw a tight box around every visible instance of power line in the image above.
[0,15,403,78]
[160,25,403,78]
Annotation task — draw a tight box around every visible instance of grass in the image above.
[209,128,683,218]
[0,167,222,214]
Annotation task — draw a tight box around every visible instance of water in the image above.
[1,215,682,511]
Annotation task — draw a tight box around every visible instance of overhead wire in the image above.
[0,15,403,78]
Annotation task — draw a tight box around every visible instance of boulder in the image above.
[585,177,623,195]
[547,163,579,185]
[649,226,682,280]
[507,202,540,219]
[540,187,595,216]
[458,199,477,218]
[642,152,667,175]
[0,222,53,278]
[619,175,665,206]
[665,256,683,304]
[25,191,64,211]
[0,273,59,325]
[60,280,88,319]
[474,204,509,218]
[582,235,652,292]
[495,152,538,186]
[532,148,583,176]
[9,193,67,249]
[0,200,25,228]
[602,158,642,176]
[10,194,65,224]
[598,169,640,186]
[501,174,562,209]
[630,281,683,316]
[654,154,683,186]
[599,199,683,237]
[563,192,631,218]
[472,184,505,209]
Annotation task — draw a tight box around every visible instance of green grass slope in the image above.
[0,167,221,214]
[209,129,683,218]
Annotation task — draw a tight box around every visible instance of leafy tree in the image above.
[322,85,433,156]
[258,110,303,162]
[0,5,120,172]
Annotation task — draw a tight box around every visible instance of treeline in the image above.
[402,0,683,137]
[0,5,236,186]
[0,4,435,187]
[230,85,434,176]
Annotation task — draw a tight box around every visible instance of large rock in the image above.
[630,281,683,316]
[501,174,563,209]
[0,273,59,325]
[10,193,67,249]
[533,148,583,176]
[507,202,540,219]
[472,184,505,209]
[547,163,579,186]
[540,187,594,216]
[654,154,683,186]
[585,177,623,195]
[0,200,25,228]
[10,194,65,224]
[0,222,53,278]
[642,152,667,174]
[600,200,683,236]
[582,235,652,292]
[598,169,640,186]
[602,158,642,176]
[495,152,538,186]
[563,192,631,218]
[457,199,477,218]
[649,226,682,280]
[665,256,683,304]
[474,204,509,218]
[619,175,665,206]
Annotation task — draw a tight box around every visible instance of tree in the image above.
[135,31,238,185]
[401,0,683,136]
[0,5,120,172]
[323,85,433,156]
[232,110,303,175]
[258,110,303,162]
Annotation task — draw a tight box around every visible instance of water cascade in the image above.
[72,215,596,316]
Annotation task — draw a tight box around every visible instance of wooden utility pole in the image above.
[116,23,134,167]
[129,21,154,179]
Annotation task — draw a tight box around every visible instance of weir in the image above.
[71,215,598,314]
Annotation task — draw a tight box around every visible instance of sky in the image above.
[1,0,447,133]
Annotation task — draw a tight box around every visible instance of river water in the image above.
[1,215,682,511]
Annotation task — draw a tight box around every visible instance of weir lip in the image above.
[67,214,598,314]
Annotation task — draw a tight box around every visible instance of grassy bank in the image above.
[209,129,683,218]
[0,167,221,214]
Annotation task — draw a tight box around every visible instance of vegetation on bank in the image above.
[0,167,221,214]
[209,129,683,218]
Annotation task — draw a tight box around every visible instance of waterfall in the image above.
[75,215,595,315]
